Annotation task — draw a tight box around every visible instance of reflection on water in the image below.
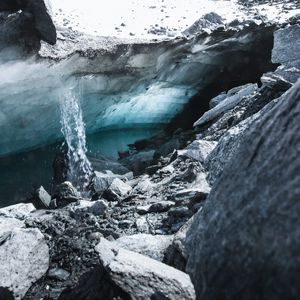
[0,127,159,208]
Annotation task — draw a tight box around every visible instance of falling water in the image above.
[60,87,93,195]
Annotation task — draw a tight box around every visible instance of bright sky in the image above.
[49,0,242,39]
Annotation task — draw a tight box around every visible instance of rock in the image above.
[164,216,195,271]
[186,81,300,299]
[33,186,51,208]
[173,189,208,208]
[93,170,133,193]
[54,181,81,207]
[48,268,70,281]
[272,24,300,67]
[0,227,49,299]
[0,203,35,220]
[135,216,150,233]
[95,238,196,300]
[88,154,130,175]
[149,201,176,213]
[209,92,227,108]
[108,178,132,197]
[0,0,56,57]
[154,139,180,158]
[183,12,224,36]
[120,150,155,175]
[194,83,258,127]
[178,140,217,162]
[70,200,108,216]
[115,234,173,261]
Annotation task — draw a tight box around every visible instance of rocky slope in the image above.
[0,1,299,300]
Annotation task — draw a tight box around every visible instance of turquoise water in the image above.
[0,128,158,208]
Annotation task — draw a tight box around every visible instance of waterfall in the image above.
[60,87,92,195]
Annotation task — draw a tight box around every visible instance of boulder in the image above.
[272,24,300,67]
[0,0,56,57]
[0,226,49,299]
[93,170,133,194]
[186,81,300,299]
[194,83,258,127]
[183,12,224,36]
[95,238,196,300]
[115,234,173,261]
[164,216,195,271]
[108,178,132,197]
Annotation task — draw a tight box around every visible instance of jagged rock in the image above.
[154,139,180,158]
[0,0,56,57]
[115,234,173,261]
[0,226,49,299]
[54,181,81,207]
[194,83,258,127]
[183,12,224,36]
[95,238,196,300]
[272,24,300,67]
[205,82,289,185]
[178,140,217,162]
[88,155,130,175]
[0,203,35,220]
[107,178,132,197]
[70,200,108,216]
[186,81,300,299]
[164,216,195,271]
[93,171,133,194]
[33,186,51,208]
[120,150,155,175]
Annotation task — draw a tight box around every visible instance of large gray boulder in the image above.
[95,238,196,300]
[0,220,49,299]
[186,81,300,300]
[0,0,56,57]
[272,24,300,67]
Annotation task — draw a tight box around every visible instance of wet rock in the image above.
[116,234,173,261]
[55,181,81,207]
[178,140,217,162]
[95,238,196,300]
[0,227,49,299]
[186,81,300,300]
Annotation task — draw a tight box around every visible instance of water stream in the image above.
[60,87,93,195]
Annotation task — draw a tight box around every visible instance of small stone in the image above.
[47,268,70,281]
[33,186,51,209]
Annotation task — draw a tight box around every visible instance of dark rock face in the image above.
[186,81,300,300]
[0,0,56,56]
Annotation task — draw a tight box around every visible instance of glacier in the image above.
[0,22,276,156]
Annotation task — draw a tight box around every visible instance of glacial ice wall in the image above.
[0,22,276,156]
